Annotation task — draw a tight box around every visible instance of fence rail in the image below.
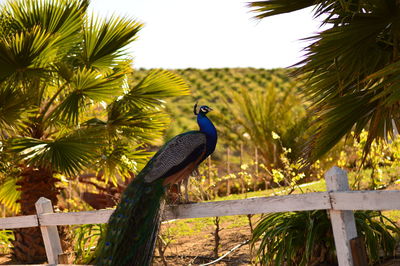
[1,167,400,266]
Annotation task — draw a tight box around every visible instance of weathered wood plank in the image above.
[331,190,400,210]
[35,197,63,265]
[325,166,357,266]
[4,190,400,230]
[164,192,330,220]
[38,193,330,226]
[0,215,38,229]
[38,209,114,226]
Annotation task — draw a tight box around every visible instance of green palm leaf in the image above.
[366,60,400,105]
[10,133,102,176]
[108,109,170,143]
[0,86,32,134]
[106,69,189,143]
[82,15,142,69]
[0,177,21,213]
[96,143,153,185]
[303,92,378,161]
[117,69,190,110]
[0,26,57,81]
[5,0,85,53]
[248,0,314,19]
[71,68,124,101]
[51,68,125,124]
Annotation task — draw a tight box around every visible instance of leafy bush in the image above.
[356,211,400,262]
[251,210,400,266]
[338,130,400,190]
[0,229,14,254]
[72,224,106,264]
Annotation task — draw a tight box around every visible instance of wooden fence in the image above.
[1,166,400,266]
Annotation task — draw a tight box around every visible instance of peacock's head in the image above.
[194,103,212,115]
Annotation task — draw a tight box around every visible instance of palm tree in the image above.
[249,0,400,163]
[216,82,309,171]
[0,0,189,262]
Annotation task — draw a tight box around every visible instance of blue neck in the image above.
[197,113,217,156]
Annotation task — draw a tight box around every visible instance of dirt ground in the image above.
[153,222,253,266]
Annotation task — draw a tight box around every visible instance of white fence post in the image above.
[325,167,358,266]
[35,197,63,264]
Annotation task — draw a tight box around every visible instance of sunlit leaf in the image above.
[5,0,85,53]
[95,143,153,185]
[0,177,21,213]
[0,86,32,134]
[248,0,314,19]
[10,133,102,176]
[0,26,57,81]
[116,69,190,110]
[82,15,142,69]
[51,68,125,124]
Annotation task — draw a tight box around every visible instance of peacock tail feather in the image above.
[95,174,165,266]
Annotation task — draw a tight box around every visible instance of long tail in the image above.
[94,176,166,266]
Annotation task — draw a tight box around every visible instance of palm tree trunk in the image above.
[11,166,59,263]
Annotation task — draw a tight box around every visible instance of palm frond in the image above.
[10,133,102,176]
[248,0,315,19]
[303,92,378,162]
[82,15,142,69]
[5,0,85,53]
[104,69,189,144]
[0,85,33,135]
[51,68,125,125]
[80,115,160,184]
[0,26,57,81]
[299,11,393,103]
[298,2,398,162]
[366,60,400,106]
[249,0,377,21]
[116,69,190,111]
[0,177,21,213]
[109,110,170,143]
[96,143,153,185]
[355,211,400,262]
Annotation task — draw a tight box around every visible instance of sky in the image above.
[1,0,324,69]
[89,0,323,69]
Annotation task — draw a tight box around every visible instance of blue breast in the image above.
[197,113,217,157]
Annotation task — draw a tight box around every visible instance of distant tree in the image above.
[0,0,188,262]
[249,0,400,163]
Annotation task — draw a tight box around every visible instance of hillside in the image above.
[130,68,301,164]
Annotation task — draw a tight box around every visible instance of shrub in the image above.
[251,210,399,265]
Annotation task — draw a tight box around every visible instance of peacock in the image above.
[95,103,217,266]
